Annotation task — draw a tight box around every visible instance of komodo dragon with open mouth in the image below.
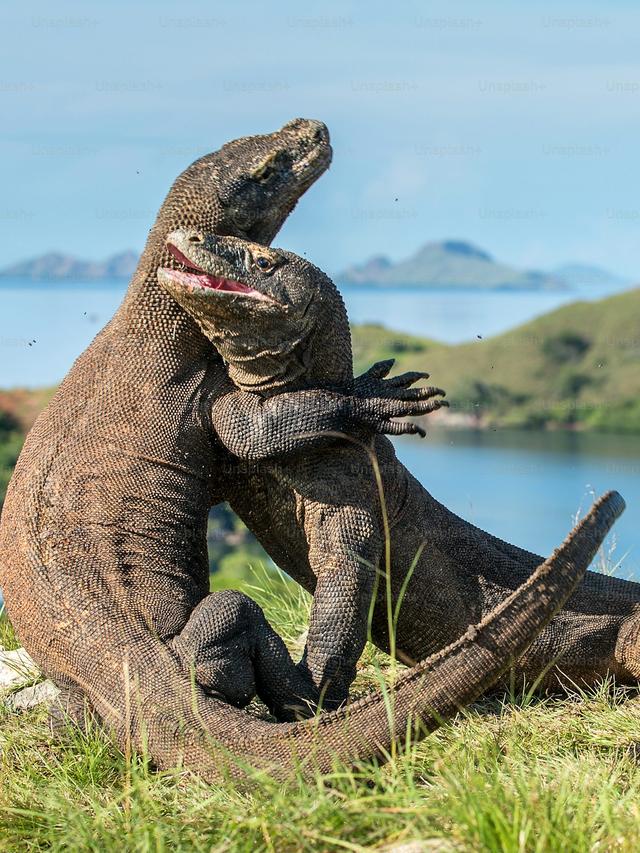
[157,230,636,714]
[0,116,596,781]
[0,119,448,772]
[0,118,631,779]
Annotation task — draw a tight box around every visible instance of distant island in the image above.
[338,239,628,292]
[0,241,630,291]
[550,263,629,288]
[0,250,138,281]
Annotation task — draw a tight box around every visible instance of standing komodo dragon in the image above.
[0,119,450,775]
[156,230,635,714]
[0,117,605,780]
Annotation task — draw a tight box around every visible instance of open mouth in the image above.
[161,242,269,300]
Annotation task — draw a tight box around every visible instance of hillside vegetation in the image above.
[353,287,640,432]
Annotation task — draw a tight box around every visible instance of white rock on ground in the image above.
[6,680,60,711]
[0,647,40,692]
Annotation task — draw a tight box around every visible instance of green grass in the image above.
[0,606,20,650]
[3,565,640,852]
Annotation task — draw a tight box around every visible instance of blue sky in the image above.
[2,0,639,277]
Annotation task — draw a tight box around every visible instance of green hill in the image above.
[352,287,640,432]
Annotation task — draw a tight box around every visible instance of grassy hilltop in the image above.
[353,287,640,433]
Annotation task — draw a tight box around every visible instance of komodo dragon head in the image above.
[211,118,332,244]
[157,231,351,392]
[149,119,332,258]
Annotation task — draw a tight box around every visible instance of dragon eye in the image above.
[253,161,276,183]
[257,166,274,182]
[255,256,274,272]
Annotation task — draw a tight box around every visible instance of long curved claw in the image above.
[384,385,445,402]
[355,359,395,383]
[384,370,432,389]
[381,421,428,438]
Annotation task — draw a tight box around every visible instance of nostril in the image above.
[310,123,330,147]
[188,233,204,244]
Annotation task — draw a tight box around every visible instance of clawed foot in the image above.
[352,358,448,437]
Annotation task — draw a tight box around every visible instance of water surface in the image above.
[1,278,637,582]
[395,428,639,579]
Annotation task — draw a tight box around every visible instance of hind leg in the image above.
[171,589,320,721]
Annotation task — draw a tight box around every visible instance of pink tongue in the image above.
[165,242,258,295]
[205,275,254,294]
[165,268,256,294]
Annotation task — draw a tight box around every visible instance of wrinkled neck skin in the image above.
[114,171,226,361]
[205,286,354,398]
[206,325,314,394]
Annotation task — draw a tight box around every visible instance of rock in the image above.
[381,841,460,853]
[6,679,59,711]
[0,647,39,692]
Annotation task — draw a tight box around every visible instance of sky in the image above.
[2,0,640,278]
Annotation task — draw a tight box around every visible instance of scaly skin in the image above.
[170,590,317,713]
[0,120,457,774]
[0,123,624,780]
[158,232,636,711]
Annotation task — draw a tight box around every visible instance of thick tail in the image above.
[80,490,623,782]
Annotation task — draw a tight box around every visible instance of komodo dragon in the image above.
[157,230,636,713]
[0,119,626,780]
[170,589,317,713]
[0,116,592,780]
[0,119,453,774]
